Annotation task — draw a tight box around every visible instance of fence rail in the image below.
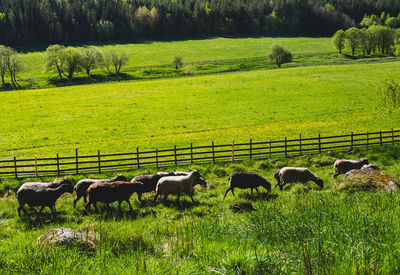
[0,129,399,179]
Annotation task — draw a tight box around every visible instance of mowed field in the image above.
[1,61,400,159]
[20,36,333,79]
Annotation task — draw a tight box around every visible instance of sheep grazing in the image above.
[223,172,271,199]
[154,170,203,203]
[278,167,323,189]
[17,178,74,216]
[130,172,174,201]
[333,158,369,178]
[173,171,207,187]
[85,181,144,212]
[273,169,281,189]
[73,174,126,207]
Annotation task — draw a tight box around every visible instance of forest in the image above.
[1,0,400,46]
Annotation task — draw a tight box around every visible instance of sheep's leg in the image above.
[333,174,338,179]
[83,194,88,204]
[231,188,235,197]
[154,193,160,202]
[74,194,81,208]
[126,200,133,212]
[177,194,180,203]
[223,187,232,199]
[18,203,25,217]
[118,201,122,213]
[137,192,142,202]
[187,192,195,203]
[255,188,259,194]
[251,188,253,195]
[37,206,45,213]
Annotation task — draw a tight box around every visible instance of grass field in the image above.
[1,61,399,159]
[1,145,400,273]
[19,36,334,79]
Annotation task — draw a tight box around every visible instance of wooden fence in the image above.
[0,129,399,179]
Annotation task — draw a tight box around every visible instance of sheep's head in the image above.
[360,158,369,165]
[61,181,74,193]
[262,180,272,192]
[58,177,74,185]
[114,174,127,181]
[315,178,324,189]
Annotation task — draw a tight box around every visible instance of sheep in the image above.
[173,171,208,187]
[278,167,323,189]
[73,174,126,207]
[85,181,144,212]
[361,164,380,171]
[333,158,369,178]
[131,172,175,201]
[154,170,204,203]
[273,169,281,189]
[223,172,271,199]
[17,178,74,216]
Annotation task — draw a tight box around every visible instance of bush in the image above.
[377,78,400,114]
[172,55,183,70]
[268,45,292,68]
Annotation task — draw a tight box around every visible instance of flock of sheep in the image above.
[16,158,373,217]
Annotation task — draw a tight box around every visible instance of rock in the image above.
[385,181,398,192]
[342,168,398,192]
[38,228,97,250]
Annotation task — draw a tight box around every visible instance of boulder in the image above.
[342,168,398,192]
[38,228,97,250]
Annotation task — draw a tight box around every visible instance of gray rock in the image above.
[385,181,399,192]
[38,228,98,250]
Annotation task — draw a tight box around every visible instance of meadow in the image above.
[1,145,400,273]
[0,61,399,159]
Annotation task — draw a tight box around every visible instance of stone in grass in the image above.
[38,228,98,250]
[228,200,256,213]
[338,168,398,192]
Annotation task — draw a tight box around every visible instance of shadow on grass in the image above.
[19,210,68,229]
[240,192,279,201]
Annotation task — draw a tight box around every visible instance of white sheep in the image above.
[333,158,369,178]
[278,167,323,189]
[154,170,203,202]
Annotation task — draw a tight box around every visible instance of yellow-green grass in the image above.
[1,62,400,159]
[20,36,333,79]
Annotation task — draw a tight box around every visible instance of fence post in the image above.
[392,128,395,146]
[366,131,369,148]
[231,140,235,163]
[190,143,193,163]
[212,141,215,163]
[269,139,272,158]
[35,156,38,177]
[156,148,159,168]
[98,150,101,173]
[75,148,79,175]
[56,154,60,176]
[318,134,321,153]
[249,139,252,160]
[350,132,354,150]
[13,156,18,179]
[284,137,287,157]
[380,130,383,146]
[136,147,140,169]
[299,134,302,155]
[174,145,177,166]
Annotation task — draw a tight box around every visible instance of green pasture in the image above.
[1,62,400,159]
[19,36,333,79]
[0,145,400,273]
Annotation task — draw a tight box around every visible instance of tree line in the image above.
[332,13,400,56]
[2,0,399,46]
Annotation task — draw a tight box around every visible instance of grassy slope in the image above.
[20,36,333,79]
[1,62,399,159]
[0,145,400,273]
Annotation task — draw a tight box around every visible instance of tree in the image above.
[8,53,23,87]
[369,25,395,54]
[134,6,158,36]
[332,29,346,54]
[359,28,375,55]
[45,44,66,79]
[61,47,82,79]
[172,55,183,70]
[269,44,292,68]
[103,51,129,74]
[81,47,103,76]
[0,45,12,84]
[377,78,400,114]
[345,27,360,56]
